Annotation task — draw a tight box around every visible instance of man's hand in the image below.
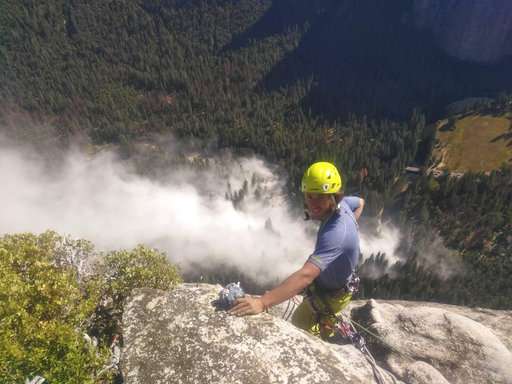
[229,262,319,317]
[228,296,265,316]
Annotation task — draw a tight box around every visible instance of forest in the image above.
[1,0,511,308]
[2,1,512,381]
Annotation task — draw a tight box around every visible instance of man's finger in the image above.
[227,305,239,314]
[232,309,246,316]
[230,307,247,316]
[231,298,247,308]
[228,302,249,315]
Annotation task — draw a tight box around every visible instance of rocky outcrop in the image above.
[349,300,512,384]
[413,0,512,63]
[121,284,401,384]
[121,285,512,384]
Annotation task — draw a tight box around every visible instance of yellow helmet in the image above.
[301,162,342,193]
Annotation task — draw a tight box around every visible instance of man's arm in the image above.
[353,198,365,221]
[260,262,320,308]
[229,262,320,316]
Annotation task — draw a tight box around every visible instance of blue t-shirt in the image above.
[307,196,361,291]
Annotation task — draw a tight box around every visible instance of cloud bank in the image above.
[1,134,456,286]
[1,136,313,284]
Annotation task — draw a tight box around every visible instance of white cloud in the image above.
[0,136,312,285]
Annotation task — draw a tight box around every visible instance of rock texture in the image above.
[413,0,512,63]
[350,299,512,384]
[121,284,400,384]
[121,285,512,384]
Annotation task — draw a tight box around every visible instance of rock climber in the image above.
[229,161,364,339]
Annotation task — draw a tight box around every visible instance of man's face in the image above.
[304,193,335,220]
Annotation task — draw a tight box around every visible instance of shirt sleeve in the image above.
[307,224,344,271]
[342,196,360,212]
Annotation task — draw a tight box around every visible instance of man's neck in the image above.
[320,206,337,223]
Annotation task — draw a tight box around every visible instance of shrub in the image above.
[91,245,182,344]
[100,245,182,307]
[0,232,108,383]
[0,232,182,383]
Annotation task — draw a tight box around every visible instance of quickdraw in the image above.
[335,316,366,351]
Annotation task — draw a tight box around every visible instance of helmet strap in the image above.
[332,194,341,213]
[331,195,337,205]
[303,203,311,221]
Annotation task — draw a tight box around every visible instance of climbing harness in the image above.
[302,275,357,340]
[215,282,245,310]
[303,272,360,317]
[304,275,396,384]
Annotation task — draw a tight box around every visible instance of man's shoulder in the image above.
[318,212,348,239]
[341,196,360,211]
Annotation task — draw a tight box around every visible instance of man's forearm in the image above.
[354,198,365,220]
[260,270,314,309]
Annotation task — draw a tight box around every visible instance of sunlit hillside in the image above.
[432,114,512,173]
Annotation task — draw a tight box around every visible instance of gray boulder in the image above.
[121,285,512,384]
[403,361,450,384]
[350,299,512,384]
[122,284,400,384]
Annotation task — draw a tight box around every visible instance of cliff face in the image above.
[121,284,512,384]
[413,0,512,63]
[122,285,401,384]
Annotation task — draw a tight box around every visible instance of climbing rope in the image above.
[333,314,392,384]
[348,317,415,361]
[281,296,302,321]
